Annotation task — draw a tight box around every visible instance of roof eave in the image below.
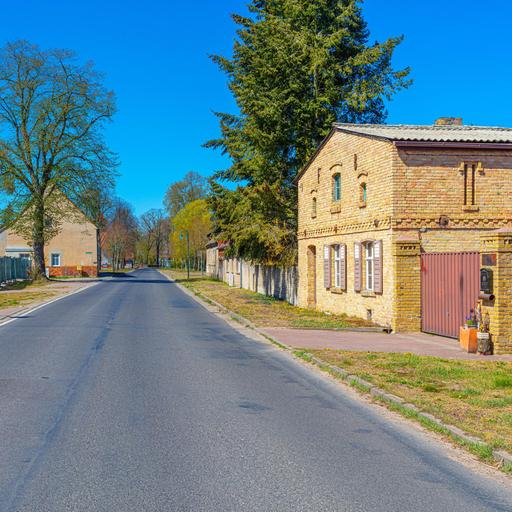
[394,141,512,150]
[333,125,394,143]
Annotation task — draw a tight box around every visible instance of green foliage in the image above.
[171,199,212,259]
[163,171,209,219]
[207,0,411,264]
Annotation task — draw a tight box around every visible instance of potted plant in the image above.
[477,311,492,355]
[460,308,478,353]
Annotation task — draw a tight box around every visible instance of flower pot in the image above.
[477,332,492,355]
[460,327,478,353]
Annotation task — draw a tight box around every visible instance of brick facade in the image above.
[48,265,98,278]
[297,124,512,352]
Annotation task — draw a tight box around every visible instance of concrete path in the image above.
[1,269,511,511]
[263,328,512,361]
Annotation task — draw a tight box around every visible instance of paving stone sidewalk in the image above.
[262,328,512,361]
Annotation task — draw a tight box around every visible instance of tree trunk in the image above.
[156,242,160,268]
[32,200,46,279]
[96,228,102,275]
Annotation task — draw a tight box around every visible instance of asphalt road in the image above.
[0,268,511,511]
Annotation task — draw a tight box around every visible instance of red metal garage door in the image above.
[421,252,480,338]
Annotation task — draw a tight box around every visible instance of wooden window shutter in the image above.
[323,245,332,289]
[374,240,383,294]
[354,242,362,292]
[340,243,347,291]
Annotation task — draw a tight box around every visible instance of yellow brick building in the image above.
[296,120,512,352]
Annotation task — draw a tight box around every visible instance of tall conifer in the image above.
[207,0,410,264]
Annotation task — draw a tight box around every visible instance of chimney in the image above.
[435,117,463,126]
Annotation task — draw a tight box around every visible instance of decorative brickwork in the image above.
[480,229,512,354]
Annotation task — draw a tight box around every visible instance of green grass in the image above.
[161,269,374,329]
[305,349,512,454]
[0,279,60,310]
[0,290,56,310]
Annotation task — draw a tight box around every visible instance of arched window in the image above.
[311,197,317,218]
[332,173,341,202]
[360,182,367,207]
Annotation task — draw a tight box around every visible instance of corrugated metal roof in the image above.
[334,123,512,143]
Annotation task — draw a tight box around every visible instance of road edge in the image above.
[0,281,100,328]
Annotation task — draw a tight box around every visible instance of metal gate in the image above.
[421,252,480,338]
[0,256,31,284]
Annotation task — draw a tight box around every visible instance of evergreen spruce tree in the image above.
[207,0,411,265]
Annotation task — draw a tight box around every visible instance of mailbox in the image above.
[480,268,494,301]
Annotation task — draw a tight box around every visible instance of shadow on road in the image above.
[99,272,136,279]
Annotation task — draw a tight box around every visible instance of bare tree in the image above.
[104,200,138,272]
[0,41,117,278]
[139,209,168,267]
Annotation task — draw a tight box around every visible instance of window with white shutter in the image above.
[333,244,347,291]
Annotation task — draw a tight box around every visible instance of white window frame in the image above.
[365,242,374,291]
[50,253,61,267]
[334,245,341,288]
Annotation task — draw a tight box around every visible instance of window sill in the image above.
[361,290,376,298]
[463,205,479,212]
[330,203,341,214]
[331,287,345,294]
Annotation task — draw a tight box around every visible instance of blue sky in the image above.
[2,0,511,214]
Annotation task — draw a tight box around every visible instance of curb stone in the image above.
[159,271,512,473]
[494,450,512,467]
[347,375,374,391]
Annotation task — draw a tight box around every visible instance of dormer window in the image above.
[332,173,341,202]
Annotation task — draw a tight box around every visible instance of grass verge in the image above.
[161,269,374,329]
[0,290,56,310]
[302,349,512,458]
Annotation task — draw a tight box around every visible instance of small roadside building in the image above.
[0,196,98,277]
[296,119,512,353]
